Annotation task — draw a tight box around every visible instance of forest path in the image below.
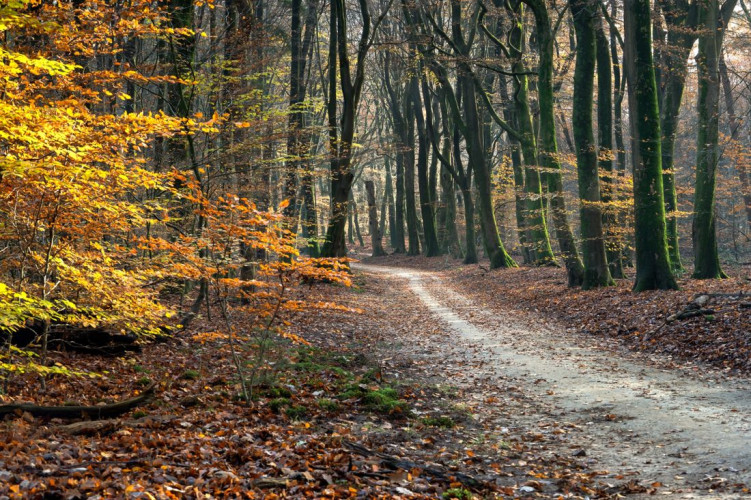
[354,263,751,497]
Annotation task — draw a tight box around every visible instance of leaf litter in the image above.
[1,253,748,498]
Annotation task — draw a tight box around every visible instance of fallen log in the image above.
[667,308,715,322]
[0,383,156,420]
[56,419,119,435]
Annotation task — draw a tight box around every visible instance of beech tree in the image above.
[624,0,679,291]
[571,0,613,289]
[692,0,738,279]
[321,0,391,258]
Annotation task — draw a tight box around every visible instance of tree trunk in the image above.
[524,0,585,285]
[611,0,630,270]
[656,0,697,272]
[453,124,478,264]
[404,95,420,256]
[301,168,320,257]
[352,192,364,247]
[321,0,376,259]
[411,68,441,256]
[571,0,613,289]
[692,0,735,279]
[461,73,515,269]
[596,15,622,278]
[720,55,751,227]
[385,161,398,250]
[365,180,386,256]
[499,75,533,264]
[509,4,556,266]
[440,158,462,258]
[624,0,679,291]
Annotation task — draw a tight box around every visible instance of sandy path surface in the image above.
[355,263,751,498]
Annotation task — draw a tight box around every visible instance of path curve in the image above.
[355,263,751,496]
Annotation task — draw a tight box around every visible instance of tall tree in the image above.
[404,0,516,268]
[410,62,441,257]
[321,0,390,258]
[624,0,679,291]
[522,0,585,286]
[505,2,557,266]
[655,0,698,272]
[692,0,737,279]
[571,0,613,289]
[383,51,408,253]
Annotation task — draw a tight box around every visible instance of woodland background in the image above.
[0,0,750,497]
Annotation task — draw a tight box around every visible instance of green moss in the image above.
[361,388,409,415]
[329,366,350,378]
[268,397,292,413]
[136,376,152,387]
[337,383,409,416]
[361,367,382,382]
[317,398,339,412]
[181,369,200,380]
[284,405,308,420]
[270,386,293,398]
[131,410,148,419]
[290,361,324,372]
[442,488,472,500]
[421,416,456,428]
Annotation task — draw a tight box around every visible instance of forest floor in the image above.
[355,255,751,498]
[0,254,749,498]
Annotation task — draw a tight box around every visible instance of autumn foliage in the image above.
[0,1,348,387]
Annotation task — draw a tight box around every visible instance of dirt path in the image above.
[355,263,751,497]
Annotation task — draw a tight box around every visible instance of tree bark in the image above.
[404,91,421,256]
[595,13,623,278]
[571,0,613,289]
[383,52,408,253]
[365,180,386,256]
[624,0,679,291]
[321,0,377,258]
[0,384,156,420]
[692,0,736,279]
[523,0,585,285]
[508,3,556,266]
[719,55,751,226]
[655,0,696,272]
[411,66,440,256]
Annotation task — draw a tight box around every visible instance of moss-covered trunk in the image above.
[499,75,533,264]
[571,0,613,289]
[595,17,623,278]
[461,73,515,269]
[523,0,585,285]
[692,0,735,279]
[656,0,697,272]
[623,0,678,290]
[508,5,555,266]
